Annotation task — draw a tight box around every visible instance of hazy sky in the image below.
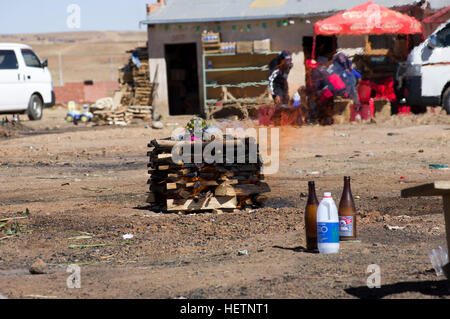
[0,0,156,34]
[1,0,449,34]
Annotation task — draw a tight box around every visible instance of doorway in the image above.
[302,35,337,61]
[165,43,200,115]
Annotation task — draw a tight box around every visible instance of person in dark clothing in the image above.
[268,50,293,106]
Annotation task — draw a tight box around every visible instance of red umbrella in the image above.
[312,1,423,57]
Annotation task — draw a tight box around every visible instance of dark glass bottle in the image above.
[305,181,319,250]
[338,176,357,240]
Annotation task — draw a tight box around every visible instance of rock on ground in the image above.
[29,258,48,275]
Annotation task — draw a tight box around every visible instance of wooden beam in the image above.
[233,182,271,196]
[166,196,237,211]
[401,181,450,198]
[151,139,245,149]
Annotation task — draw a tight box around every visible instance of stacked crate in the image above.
[146,138,270,212]
[201,32,221,54]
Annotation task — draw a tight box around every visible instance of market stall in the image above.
[311,1,424,119]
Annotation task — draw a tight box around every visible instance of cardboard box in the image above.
[253,39,271,53]
[236,41,253,54]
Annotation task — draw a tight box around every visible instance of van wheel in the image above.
[443,87,450,115]
[27,94,43,120]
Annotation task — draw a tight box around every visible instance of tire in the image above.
[27,94,43,120]
[443,87,450,115]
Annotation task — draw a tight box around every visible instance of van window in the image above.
[21,49,41,68]
[435,23,450,48]
[0,50,19,69]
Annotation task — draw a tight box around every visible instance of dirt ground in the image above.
[0,106,449,299]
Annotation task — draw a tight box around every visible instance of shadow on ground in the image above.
[345,279,450,299]
[273,245,318,254]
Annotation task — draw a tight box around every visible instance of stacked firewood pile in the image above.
[90,45,154,126]
[91,108,132,126]
[90,95,153,126]
[119,47,153,109]
[146,138,270,212]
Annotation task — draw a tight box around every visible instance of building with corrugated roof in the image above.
[140,0,440,117]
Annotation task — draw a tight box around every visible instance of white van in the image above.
[0,43,54,120]
[397,18,450,114]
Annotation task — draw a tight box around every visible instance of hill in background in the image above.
[0,31,148,85]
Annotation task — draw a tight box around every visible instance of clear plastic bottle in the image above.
[317,192,340,254]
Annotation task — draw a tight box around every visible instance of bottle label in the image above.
[317,222,339,244]
[339,216,354,237]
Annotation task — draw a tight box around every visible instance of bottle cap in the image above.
[323,192,332,198]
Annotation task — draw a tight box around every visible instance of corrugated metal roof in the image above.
[140,0,421,24]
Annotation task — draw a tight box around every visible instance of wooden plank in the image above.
[401,181,450,198]
[166,196,237,211]
[166,180,223,190]
[233,182,271,196]
[157,153,173,160]
[167,183,178,190]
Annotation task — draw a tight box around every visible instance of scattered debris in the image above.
[68,235,93,240]
[29,258,48,275]
[399,176,409,183]
[122,234,134,240]
[429,164,448,170]
[384,225,406,230]
[152,121,164,129]
[238,249,248,256]
[69,244,107,249]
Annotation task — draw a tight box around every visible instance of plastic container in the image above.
[429,246,448,276]
[317,192,340,254]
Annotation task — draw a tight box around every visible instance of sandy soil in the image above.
[0,107,449,299]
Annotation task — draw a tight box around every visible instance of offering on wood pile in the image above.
[146,137,270,212]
